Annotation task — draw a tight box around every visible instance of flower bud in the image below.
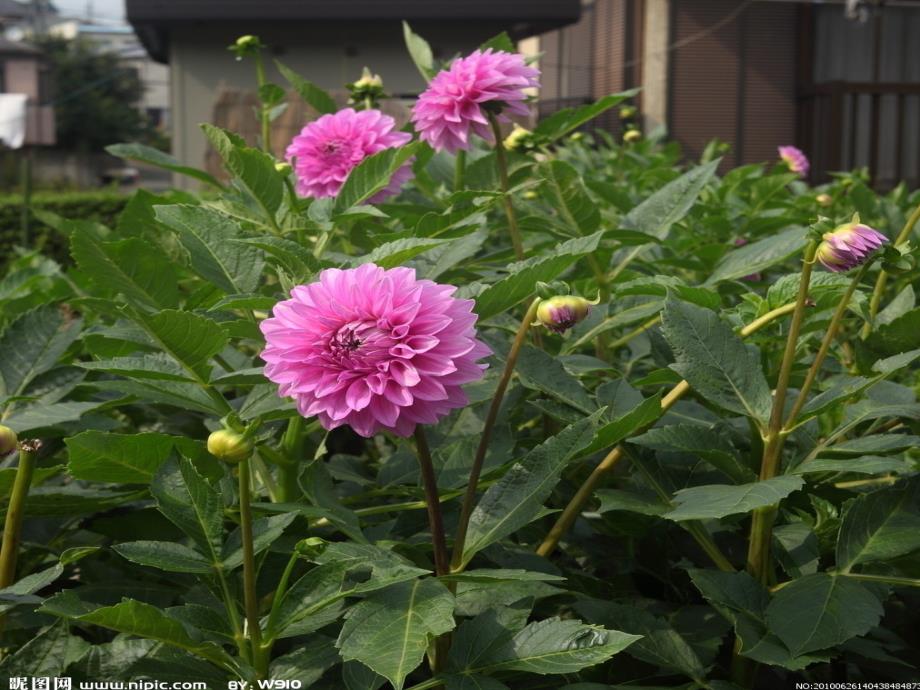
[274,161,292,175]
[619,105,637,120]
[228,34,264,58]
[778,145,809,177]
[207,429,253,464]
[503,124,533,152]
[568,132,584,142]
[623,129,641,143]
[522,190,538,200]
[815,217,888,272]
[353,67,383,91]
[536,295,592,334]
[296,537,329,559]
[816,193,832,207]
[0,425,18,457]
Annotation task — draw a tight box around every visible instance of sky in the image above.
[53,0,125,22]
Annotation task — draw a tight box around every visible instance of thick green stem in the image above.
[238,458,267,677]
[451,298,540,572]
[862,202,920,337]
[784,264,868,428]
[536,301,798,558]
[277,417,304,502]
[254,52,272,154]
[454,150,466,192]
[746,241,817,587]
[488,112,524,260]
[414,427,449,579]
[0,443,39,588]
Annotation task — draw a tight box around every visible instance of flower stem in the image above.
[0,442,39,588]
[862,201,920,337]
[413,427,449,578]
[487,112,524,260]
[454,150,466,192]
[451,298,540,572]
[264,550,299,641]
[237,457,267,677]
[746,241,817,587]
[254,51,272,154]
[278,417,304,502]
[784,264,869,428]
[535,301,799,558]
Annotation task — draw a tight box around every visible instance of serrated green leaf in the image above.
[836,480,920,572]
[130,309,229,382]
[154,205,264,294]
[632,424,756,483]
[202,124,283,218]
[577,392,663,458]
[275,61,337,114]
[474,231,603,320]
[708,226,808,284]
[402,22,435,82]
[462,411,604,565]
[533,91,638,143]
[106,143,223,188]
[78,353,194,382]
[221,513,295,570]
[66,431,190,484]
[664,476,804,521]
[333,143,421,215]
[516,345,597,414]
[661,297,773,426]
[150,458,223,562]
[541,160,600,235]
[0,621,90,676]
[0,305,80,399]
[114,540,213,573]
[352,237,447,269]
[337,578,455,690]
[765,574,883,656]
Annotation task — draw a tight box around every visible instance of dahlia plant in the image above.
[1,23,919,690]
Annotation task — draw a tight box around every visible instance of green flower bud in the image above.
[353,67,383,91]
[503,124,534,152]
[228,34,263,58]
[536,295,593,334]
[296,537,329,559]
[623,129,642,143]
[522,190,539,200]
[816,193,832,207]
[619,105,637,120]
[207,429,253,464]
[275,161,292,175]
[0,425,18,457]
[568,132,584,142]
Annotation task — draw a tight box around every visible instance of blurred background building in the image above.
[536,0,920,189]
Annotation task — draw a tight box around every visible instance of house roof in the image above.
[127,0,580,62]
[0,35,41,56]
[0,0,30,20]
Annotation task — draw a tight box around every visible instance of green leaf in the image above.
[0,305,80,400]
[836,480,920,572]
[468,617,640,675]
[270,637,340,684]
[612,160,719,272]
[541,160,600,235]
[3,401,101,433]
[40,593,234,668]
[351,237,447,270]
[78,353,194,382]
[154,205,264,294]
[221,513,295,570]
[794,456,912,476]
[516,345,597,414]
[462,411,604,565]
[130,309,229,382]
[236,236,320,280]
[113,540,213,573]
[595,489,666,517]
[867,308,920,355]
[336,578,455,690]
[333,143,421,215]
[474,231,603,321]
[708,226,808,284]
[106,143,223,188]
[439,569,565,584]
[533,91,638,143]
[0,563,64,613]
[66,431,190,484]
[202,124,283,217]
[402,22,435,82]
[764,574,884,656]
[0,621,90,677]
[632,424,756,483]
[275,60,337,114]
[661,297,773,426]
[71,229,179,308]
[664,476,805,521]
[872,347,920,374]
[150,458,223,562]
[576,392,663,458]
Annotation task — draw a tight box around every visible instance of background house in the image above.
[537,0,920,189]
[126,0,581,188]
[0,36,55,147]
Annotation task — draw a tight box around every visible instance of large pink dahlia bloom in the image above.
[411,49,541,153]
[285,108,413,201]
[260,264,491,438]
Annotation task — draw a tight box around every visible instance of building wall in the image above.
[668,0,796,169]
[4,58,39,98]
[168,20,530,187]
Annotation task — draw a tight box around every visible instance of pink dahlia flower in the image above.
[285,108,412,201]
[778,145,809,177]
[815,222,888,272]
[411,49,540,153]
[260,264,491,438]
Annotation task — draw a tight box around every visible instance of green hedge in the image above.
[0,191,128,263]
